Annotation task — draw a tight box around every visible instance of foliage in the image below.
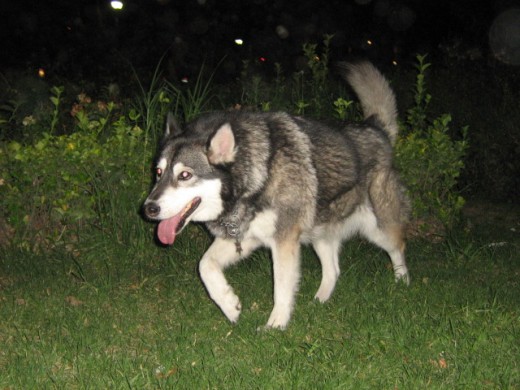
[0,92,149,249]
[238,35,339,118]
[302,35,332,86]
[169,63,217,122]
[333,97,355,121]
[426,57,520,201]
[0,72,53,141]
[49,86,64,135]
[238,60,289,112]
[296,34,337,117]
[396,55,468,228]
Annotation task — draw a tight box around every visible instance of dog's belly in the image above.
[302,203,374,243]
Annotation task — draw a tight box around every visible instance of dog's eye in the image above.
[156,167,163,178]
[178,171,192,181]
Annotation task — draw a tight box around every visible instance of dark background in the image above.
[1,0,519,82]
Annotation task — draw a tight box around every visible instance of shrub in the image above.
[0,91,149,250]
[395,55,468,231]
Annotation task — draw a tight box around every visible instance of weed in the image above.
[49,86,64,135]
[168,63,217,122]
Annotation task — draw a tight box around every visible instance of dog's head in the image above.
[143,113,236,245]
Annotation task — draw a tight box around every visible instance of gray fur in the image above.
[143,61,410,329]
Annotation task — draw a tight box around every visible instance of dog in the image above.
[143,61,410,329]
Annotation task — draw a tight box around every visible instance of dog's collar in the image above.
[219,215,242,254]
[220,210,240,238]
[218,204,252,255]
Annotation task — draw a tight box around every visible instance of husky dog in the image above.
[143,62,410,329]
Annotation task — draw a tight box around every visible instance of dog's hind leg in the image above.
[361,218,410,285]
[374,227,409,285]
[312,237,341,302]
[199,237,260,323]
[365,172,410,284]
[265,227,302,330]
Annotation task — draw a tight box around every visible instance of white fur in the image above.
[199,237,261,323]
[309,204,409,304]
[172,162,188,177]
[312,237,341,302]
[245,209,278,245]
[342,205,409,283]
[157,158,167,172]
[246,209,301,329]
[155,178,224,222]
[199,209,303,329]
[265,240,301,329]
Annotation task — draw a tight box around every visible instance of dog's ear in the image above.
[165,112,183,137]
[207,123,236,165]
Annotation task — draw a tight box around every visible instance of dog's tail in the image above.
[338,62,399,145]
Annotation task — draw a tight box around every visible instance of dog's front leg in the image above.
[265,229,302,330]
[199,237,258,323]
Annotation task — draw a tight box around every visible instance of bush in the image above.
[0,90,150,250]
[395,55,468,230]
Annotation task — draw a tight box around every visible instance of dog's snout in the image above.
[144,202,160,219]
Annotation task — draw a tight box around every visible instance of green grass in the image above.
[1,215,519,389]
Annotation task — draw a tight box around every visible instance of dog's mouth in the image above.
[157,197,201,245]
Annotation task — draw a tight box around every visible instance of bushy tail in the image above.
[338,62,399,145]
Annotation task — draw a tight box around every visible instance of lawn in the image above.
[0,201,518,388]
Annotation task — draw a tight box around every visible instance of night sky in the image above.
[2,0,520,84]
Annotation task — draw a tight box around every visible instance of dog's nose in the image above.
[144,202,160,218]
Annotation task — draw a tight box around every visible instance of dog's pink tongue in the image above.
[157,215,182,245]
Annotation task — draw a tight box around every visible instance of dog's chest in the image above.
[206,208,278,247]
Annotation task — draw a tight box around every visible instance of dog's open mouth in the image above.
[157,197,201,245]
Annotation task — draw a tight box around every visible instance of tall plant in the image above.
[396,55,468,230]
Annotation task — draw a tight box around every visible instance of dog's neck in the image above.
[206,202,256,254]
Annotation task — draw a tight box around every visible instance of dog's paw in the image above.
[314,286,334,303]
[265,307,290,330]
[395,270,410,286]
[219,291,242,323]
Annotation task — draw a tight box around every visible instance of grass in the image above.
[1,210,519,389]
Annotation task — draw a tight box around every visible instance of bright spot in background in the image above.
[111,1,124,10]
[489,8,520,65]
[38,68,45,78]
[234,38,244,45]
[275,25,289,39]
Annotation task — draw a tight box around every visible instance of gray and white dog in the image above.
[143,61,410,329]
